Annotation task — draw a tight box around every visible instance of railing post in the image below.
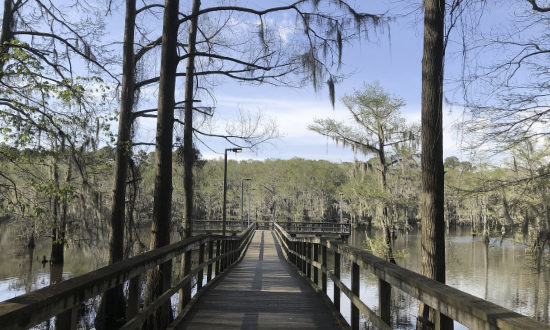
[290,238,298,267]
[221,240,227,272]
[306,242,312,279]
[296,241,301,270]
[223,240,228,271]
[229,240,234,264]
[235,238,239,261]
[207,240,214,282]
[352,262,360,330]
[300,242,307,274]
[321,245,327,294]
[227,240,232,267]
[197,242,205,291]
[334,252,341,312]
[226,240,231,267]
[379,279,391,325]
[127,274,140,319]
[215,239,221,276]
[313,243,319,286]
[178,248,192,313]
[55,307,78,330]
[288,239,293,264]
[236,238,240,260]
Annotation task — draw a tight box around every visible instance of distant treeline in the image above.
[3,145,549,252]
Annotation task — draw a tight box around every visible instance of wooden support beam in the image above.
[313,243,319,286]
[379,278,391,326]
[207,241,213,282]
[197,243,205,291]
[321,245,327,294]
[334,252,341,312]
[351,262,359,330]
[127,275,140,319]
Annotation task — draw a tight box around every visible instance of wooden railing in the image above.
[0,223,256,330]
[277,221,350,235]
[273,223,549,330]
[191,219,245,233]
[191,220,350,235]
[256,220,273,230]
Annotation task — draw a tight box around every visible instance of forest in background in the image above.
[3,147,549,263]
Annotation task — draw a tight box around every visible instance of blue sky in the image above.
[109,1,504,164]
[117,0,533,166]
[1,1,540,164]
[9,0,510,164]
[186,5,466,163]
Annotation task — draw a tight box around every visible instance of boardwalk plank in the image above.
[176,230,341,330]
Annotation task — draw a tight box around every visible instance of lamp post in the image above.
[248,188,253,227]
[339,192,344,231]
[223,148,242,236]
[241,178,251,230]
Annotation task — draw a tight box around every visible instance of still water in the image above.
[0,225,107,303]
[0,225,548,329]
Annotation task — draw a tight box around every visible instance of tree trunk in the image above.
[378,147,395,263]
[143,0,180,327]
[95,0,136,327]
[418,0,453,329]
[0,0,14,73]
[50,149,64,265]
[178,0,200,312]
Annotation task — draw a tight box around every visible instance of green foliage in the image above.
[363,235,407,261]
[310,82,420,230]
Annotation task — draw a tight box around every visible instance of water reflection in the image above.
[0,224,107,303]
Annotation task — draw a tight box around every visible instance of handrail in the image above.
[190,220,349,234]
[276,221,350,234]
[0,223,257,330]
[273,223,549,330]
[191,220,257,234]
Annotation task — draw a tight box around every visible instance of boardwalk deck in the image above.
[176,230,342,330]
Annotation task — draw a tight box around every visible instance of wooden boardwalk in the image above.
[176,230,341,330]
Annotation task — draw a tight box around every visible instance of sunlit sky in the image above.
[89,0,528,165]
[5,0,522,164]
[120,0,541,166]
[134,2,464,164]
[203,18,470,164]
[170,1,475,164]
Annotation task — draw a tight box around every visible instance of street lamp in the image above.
[339,192,344,222]
[248,188,254,227]
[241,178,251,230]
[223,148,242,236]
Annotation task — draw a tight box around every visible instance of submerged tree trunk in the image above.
[178,0,200,312]
[143,0,180,327]
[95,0,136,328]
[50,149,64,265]
[418,0,453,329]
[378,147,396,263]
